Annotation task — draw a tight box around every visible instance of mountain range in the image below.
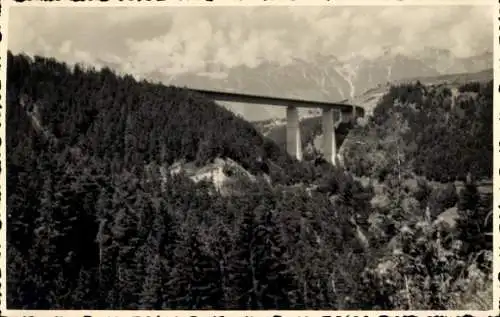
[130,46,493,121]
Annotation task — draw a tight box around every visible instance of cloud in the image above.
[8,5,493,78]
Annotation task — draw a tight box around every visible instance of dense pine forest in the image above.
[6,52,493,310]
[343,80,493,183]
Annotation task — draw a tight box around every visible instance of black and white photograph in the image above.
[2,2,496,311]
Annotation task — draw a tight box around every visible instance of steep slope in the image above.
[7,52,316,186]
[416,47,492,75]
[343,79,493,183]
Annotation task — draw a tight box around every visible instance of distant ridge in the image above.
[391,68,492,86]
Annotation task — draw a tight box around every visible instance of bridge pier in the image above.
[322,108,337,165]
[286,106,302,161]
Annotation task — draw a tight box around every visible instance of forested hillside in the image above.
[343,80,493,183]
[6,52,493,310]
[8,53,307,181]
[261,75,493,183]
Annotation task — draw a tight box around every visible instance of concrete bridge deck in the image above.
[188,88,365,165]
[189,88,365,115]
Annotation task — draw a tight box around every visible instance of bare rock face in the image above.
[166,157,259,196]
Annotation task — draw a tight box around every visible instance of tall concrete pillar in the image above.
[286,106,302,161]
[322,107,337,165]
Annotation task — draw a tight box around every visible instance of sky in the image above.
[8,5,493,79]
[7,5,493,121]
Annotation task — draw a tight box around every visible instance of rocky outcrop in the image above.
[166,157,258,195]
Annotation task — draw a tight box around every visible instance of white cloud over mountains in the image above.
[8,5,493,78]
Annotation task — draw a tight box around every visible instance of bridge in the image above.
[189,88,365,165]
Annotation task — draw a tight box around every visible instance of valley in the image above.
[6,52,493,310]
